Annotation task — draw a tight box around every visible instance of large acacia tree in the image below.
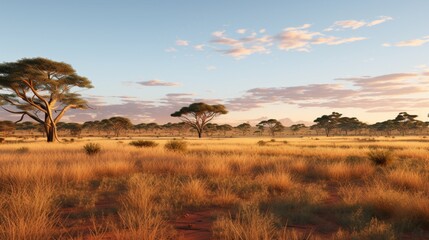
[0,58,93,142]
[171,102,228,138]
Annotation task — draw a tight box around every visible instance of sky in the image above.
[1,0,429,125]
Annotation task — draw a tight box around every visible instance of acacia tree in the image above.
[257,119,284,137]
[108,117,133,137]
[236,123,251,136]
[313,112,342,137]
[290,124,306,135]
[0,58,92,142]
[394,112,419,136]
[338,117,365,135]
[171,102,228,138]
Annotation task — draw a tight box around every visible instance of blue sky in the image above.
[1,1,429,125]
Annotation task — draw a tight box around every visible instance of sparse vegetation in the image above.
[164,140,187,152]
[368,149,394,166]
[83,142,101,155]
[129,140,158,148]
[0,136,427,239]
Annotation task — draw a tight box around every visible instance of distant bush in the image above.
[83,143,101,155]
[164,140,187,152]
[16,147,30,153]
[129,140,158,148]
[368,149,394,166]
[257,140,266,146]
[283,140,288,144]
[270,139,276,142]
[0,138,5,143]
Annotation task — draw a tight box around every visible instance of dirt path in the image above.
[173,209,217,240]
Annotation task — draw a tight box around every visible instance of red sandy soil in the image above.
[57,182,429,239]
[172,209,216,240]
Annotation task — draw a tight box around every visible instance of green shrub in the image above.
[83,143,101,155]
[368,149,394,166]
[129,140,158,148]
[257,140,266,146]
[164,140,187,152]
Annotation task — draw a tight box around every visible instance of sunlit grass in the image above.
[0,136,427,238]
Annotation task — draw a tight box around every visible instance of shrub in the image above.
[0,137,5,143]
[164,140,187,152]
[129,140,158,148]
[83,143,101,155]
[257,140,266,146]
[368,149,394,166]
[270,139,276,142]
[16,147,30,153]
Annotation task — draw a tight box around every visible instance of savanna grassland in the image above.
[0,136,428,240]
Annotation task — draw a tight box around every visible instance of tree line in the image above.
[1,58,428,141]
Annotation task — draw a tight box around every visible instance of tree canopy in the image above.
[257,119,284,137]
[0,58,93,142]
[171,102,228,138]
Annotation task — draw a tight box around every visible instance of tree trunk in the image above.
[45,124,58,142]
[197,130,202,138]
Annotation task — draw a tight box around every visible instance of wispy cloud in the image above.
[227,71,429,112]
[383,36,429,47]
[194,44,205,51]
[210,29,272,59]
[176,39,189,46]
[277,24,366,52]
[325,16,393,31]
[236,28,247,34]
[137,79,180,87]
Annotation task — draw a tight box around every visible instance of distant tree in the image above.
[57,122,82,137]
[218,124,233,136]
[0,58,93,142]
[83,120,104,135]
[313,112,342,137]
[257,119,284,137]
[171,102,228,138]
[236,123,251,136]
[371,120,396,136]
[205,123,219,137]
[290,124,306,135]
[108,117,133,137]
[16,121,37,133]
[134,123,147,134]
[394,112,419,136]
[144,123,160,134]
[338,117,365,135]
[0,121,15,136]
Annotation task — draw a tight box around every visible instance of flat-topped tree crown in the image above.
[171,102,228,138]
[0,57,93,142]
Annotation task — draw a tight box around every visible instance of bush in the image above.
[257,140,266,146]
[83,143,101,155]
[129,140,158,148]
[368,149,394,166]
[16,147,29,153]
[270,139,276,142]
[0,138,5,143]
[164,140,187,152]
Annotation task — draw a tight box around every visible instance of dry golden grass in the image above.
[0,136,428,239]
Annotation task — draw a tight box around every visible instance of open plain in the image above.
[0,136,428,239]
